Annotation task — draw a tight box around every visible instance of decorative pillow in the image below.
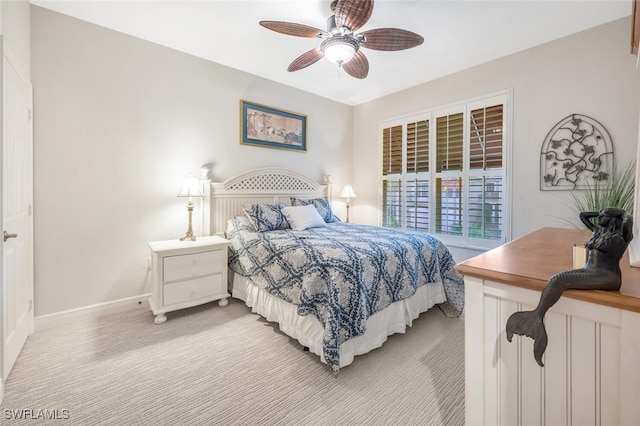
[290,197,341,223]
[241,203,290,232]
[281,205,327,231]
[228,215,255,233]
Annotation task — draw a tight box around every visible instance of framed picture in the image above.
[240,100,307,152]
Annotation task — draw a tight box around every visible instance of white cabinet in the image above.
[464,278,640,426]
[456,228,640,426]
[148,236,230,324]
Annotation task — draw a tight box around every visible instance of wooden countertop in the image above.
[455,227,640,313]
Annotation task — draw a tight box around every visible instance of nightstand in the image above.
[148,235,230,324]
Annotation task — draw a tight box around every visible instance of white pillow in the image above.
[281,205,327,231]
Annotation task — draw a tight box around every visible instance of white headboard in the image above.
[210,167,330,235]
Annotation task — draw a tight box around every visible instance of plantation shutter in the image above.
[470,105,503,170]
[468,177,503,239]
[406,179,429,231]
[382,123,403,227]
[382,180,402,228]
[435,177,463,236]
[468,103,504,240]
[405,119,429,231]
[436,113,464,172]
[407,120,429,173]
[434,112,464,236]
[382,125,403,175]
[380,91,509,248]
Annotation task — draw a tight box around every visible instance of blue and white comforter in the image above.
[226,216,464,373]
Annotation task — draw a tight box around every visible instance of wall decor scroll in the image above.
[540,114,613,190]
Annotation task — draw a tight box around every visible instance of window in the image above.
[380,91,510,249]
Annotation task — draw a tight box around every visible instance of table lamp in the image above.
[340,184,357,223]
[177,174,204,241]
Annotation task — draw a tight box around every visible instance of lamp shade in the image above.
[177,175,204,198]
[321,36,359,65]
[340,184,357,199]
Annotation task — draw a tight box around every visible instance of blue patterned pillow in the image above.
[290,197,341,223]
[241,203,290,232]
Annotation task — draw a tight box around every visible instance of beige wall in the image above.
[30,8,640,316]
[353,17,640,262]
[31,6,353,317]
[1,0,30,76]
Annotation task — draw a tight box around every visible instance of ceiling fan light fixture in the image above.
[261,0,423,79]
[321,36,359,65]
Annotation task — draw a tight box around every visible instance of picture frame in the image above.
[240,100,307,152]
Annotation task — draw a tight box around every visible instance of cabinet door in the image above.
[472,280,623,426]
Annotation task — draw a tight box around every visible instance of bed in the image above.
[210,167,464,373]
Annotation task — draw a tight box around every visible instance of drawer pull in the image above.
[192,257,200,264]
[192,287,199,295]
[192,270,199,277]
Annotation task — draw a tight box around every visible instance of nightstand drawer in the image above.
[163,250,223,282]
[163,274,224,306]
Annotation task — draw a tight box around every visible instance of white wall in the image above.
[352,17,640,263]
[30,6,353,317]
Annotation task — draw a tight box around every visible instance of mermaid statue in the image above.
[506,207,633,366]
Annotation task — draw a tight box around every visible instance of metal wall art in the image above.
[540,114,613,190]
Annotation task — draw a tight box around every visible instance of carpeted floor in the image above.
[1,299,465,425]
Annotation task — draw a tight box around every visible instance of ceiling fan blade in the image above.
[260,21,327,38]
[359,28,424,51]
[288,48,324,72]
[334,0,374,32]
[342,51,369,79]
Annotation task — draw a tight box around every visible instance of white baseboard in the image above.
[35,294,151,332]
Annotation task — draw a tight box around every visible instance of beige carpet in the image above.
[1,299,464,425]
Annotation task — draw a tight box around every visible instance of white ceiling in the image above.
[32,1,633,105]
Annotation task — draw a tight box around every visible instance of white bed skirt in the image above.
[229,270,447,369]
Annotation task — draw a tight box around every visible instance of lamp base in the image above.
[179,230,196,241]
[179,202,197,241]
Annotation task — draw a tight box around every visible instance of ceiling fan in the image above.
[259,0,424,79]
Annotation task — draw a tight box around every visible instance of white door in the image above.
[2,46,34,382]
